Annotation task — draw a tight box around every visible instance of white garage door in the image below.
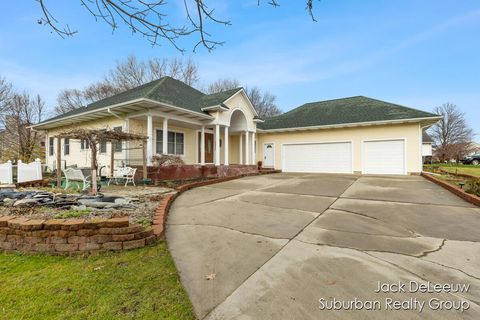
[363,140,405,175]
[283,142,352,173]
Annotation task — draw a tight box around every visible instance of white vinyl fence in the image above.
[17,159,43,183]
[0,159,43,184]
[0,160,13,184]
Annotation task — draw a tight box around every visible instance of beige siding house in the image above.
[32,77,440,176]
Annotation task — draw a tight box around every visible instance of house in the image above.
[31,77,441,176]
[467,142,480,155]
[422,130,434,164]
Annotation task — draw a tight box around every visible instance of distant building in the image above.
[468,141,480,155]
[422,130,434,164]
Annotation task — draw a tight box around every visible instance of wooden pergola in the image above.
[55,129,148,195]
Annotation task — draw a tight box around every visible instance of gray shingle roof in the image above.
[258,96,439,130]
[38,77,242,125]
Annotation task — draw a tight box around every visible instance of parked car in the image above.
[461,153,480,165]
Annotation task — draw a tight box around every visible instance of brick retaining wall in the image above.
[421,172,480,207]
[0,216,156,254]
[134,164,259,182]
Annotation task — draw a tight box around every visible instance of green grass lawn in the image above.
[424,164,480,178]
[438,166,480,178]
[0,243,195,320]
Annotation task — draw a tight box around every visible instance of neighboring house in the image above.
[422,130,434,164]
[468,142,480,155]
[32,77,440,175]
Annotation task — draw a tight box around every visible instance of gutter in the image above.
[107,108,124,119]
[32,97,214,129]
[201,104,230,112]
[257,116,442,133]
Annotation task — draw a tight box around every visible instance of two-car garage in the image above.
[281,139,406,175]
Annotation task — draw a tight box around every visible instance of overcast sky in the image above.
[0,1,479,138]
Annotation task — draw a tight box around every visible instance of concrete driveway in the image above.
[166,173,480,319]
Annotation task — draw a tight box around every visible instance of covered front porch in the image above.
[125,107,257,168]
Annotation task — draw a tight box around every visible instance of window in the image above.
[100,141,107,153]
[64,138,70,156]
[114,126,122,152]
[49,137,54,156]
[80,139,90,150]
[156,130,184,155]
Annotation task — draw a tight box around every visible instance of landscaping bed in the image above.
[423,165,480,203]
[0,185,173,226]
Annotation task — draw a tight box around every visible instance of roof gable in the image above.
[259,96,439,130]
[201,88,242,108]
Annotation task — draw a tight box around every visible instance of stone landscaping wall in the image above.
[134,164,259,182]
[0,216,156,254]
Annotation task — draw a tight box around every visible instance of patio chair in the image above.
[108,167,127,186]
[124,167,137,187]
[108,167,137,186]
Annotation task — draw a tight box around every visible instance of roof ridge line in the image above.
[363,96,438,116]
[144,77,168,99]
[302,95,365,106]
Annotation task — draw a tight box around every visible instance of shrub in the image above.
[465,179,480,197]
[151,154,184,167]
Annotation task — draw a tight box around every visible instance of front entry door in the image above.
[198,133,214,163]
[263,143,275,167]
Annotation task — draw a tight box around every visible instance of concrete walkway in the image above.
[167,173,480,319]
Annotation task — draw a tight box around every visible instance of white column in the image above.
[200,126,206,165]
[147,115,153,165]
[251,132,256,165]
[162,118,168,155]
[239,133,243,164]
[224,126,229,165]
[125,118,130,164]
[215,124,220,166]
[245,131,250,165]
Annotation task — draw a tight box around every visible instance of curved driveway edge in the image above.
[167,173,480,319]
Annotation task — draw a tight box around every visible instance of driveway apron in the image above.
[167,173,480,319]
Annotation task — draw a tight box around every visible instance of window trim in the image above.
[49,137,54,156]
[99,140,107,154]
[64,138,70,156]
[154,128,185,156]
[80,139,90,150]
[113,126,123,153]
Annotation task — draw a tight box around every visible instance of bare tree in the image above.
[0,77,12,116]
[245,86,282,118]
[36,1,319,51]
[1,92,47,162]
[54,55,200,114]
[206,78,240,94]
[430,103,474,162]
[207,78,282,118]
[55,89,88,115]
[105,55,199,90]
